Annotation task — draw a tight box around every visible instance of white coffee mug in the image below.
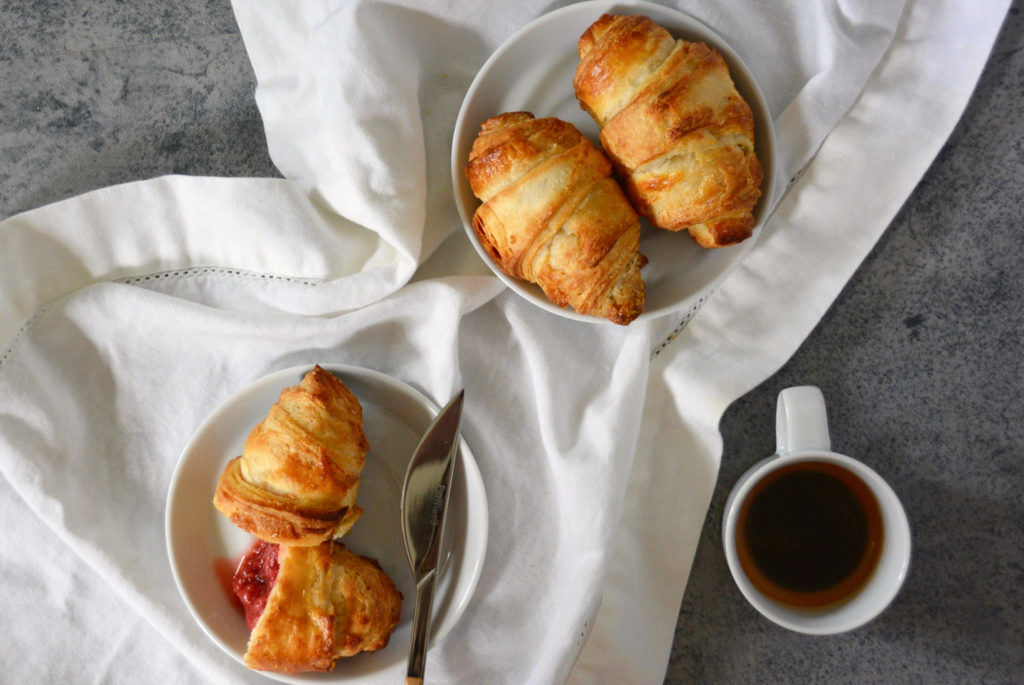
[722,386,911,634]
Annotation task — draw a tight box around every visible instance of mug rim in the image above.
[722,450,912,634]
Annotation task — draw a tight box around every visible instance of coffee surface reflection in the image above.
[735,460,884,608]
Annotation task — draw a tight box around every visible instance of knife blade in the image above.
[400,389,464,685]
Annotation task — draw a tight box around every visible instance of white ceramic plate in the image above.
[166,364,487,683]
[451,0,777,324]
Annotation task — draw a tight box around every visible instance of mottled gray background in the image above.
[0,1,277,215]
[1,1,1020,683]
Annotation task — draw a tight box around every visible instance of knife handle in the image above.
[406,573,438,683]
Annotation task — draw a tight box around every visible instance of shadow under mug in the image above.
[722,386,912,634]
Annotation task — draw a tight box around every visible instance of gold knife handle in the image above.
[406,571,438,682]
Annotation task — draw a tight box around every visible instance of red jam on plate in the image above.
[231,539,280,628]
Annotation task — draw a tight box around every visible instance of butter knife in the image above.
[400,389,464,684]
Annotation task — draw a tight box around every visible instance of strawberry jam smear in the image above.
[232,539,280,629]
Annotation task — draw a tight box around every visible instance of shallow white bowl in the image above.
[166,364,487,683]
[451,0,777,324]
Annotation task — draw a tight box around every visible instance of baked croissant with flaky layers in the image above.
[465,111,646,325]
[235,540,402,673]
[574,14,763,248]
[214,365,368,546]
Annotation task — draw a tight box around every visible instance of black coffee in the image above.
[736,460,884,607]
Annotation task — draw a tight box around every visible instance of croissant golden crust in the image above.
[466,112,646,324]
[574,13,763,247]
[243,542,402,673]
[214,366,368,546]
[215,457,363,543]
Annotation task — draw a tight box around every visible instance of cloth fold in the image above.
[0,0,1008,683]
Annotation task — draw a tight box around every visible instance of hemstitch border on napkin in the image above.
[120,266,323,288]
[651,295,708,360]
[0,267,325,370]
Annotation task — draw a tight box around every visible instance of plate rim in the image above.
[164,362,488,682]
[450,0,777,325]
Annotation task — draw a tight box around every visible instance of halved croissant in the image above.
[237,540,402,673]
[465,111,646,325]
[574,14,763,247]
[214,366,367,546]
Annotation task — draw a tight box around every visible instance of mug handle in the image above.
[776,386,831,455]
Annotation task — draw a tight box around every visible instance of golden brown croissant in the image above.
[214,366,368,546]
[574,14,763,247]
[234,540,402,673]
[465,111,646,325]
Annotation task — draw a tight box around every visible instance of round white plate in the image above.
[451,0,777,324]
[166,364,487,682]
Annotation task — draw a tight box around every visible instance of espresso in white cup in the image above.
[722,386,911,634]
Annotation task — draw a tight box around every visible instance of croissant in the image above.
[235,540,402,673]
[214,366,368,546]
[574,14,764,247]
[465,111,646,325]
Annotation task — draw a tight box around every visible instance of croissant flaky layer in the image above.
[466,112,646,325]
[241,541,402,673]
[214,366,368,545]
[574,14,764,247]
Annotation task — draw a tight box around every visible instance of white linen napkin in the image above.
[0,1,1007,684]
